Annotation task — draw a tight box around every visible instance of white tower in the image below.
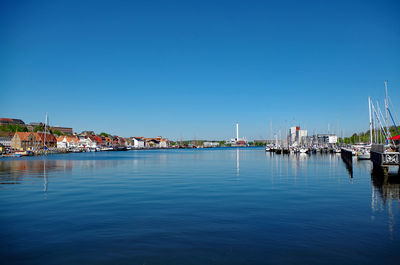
[236,122,239,141]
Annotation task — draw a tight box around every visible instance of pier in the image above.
[341,148,353,166]
[340,148,354,178]
[370,144,400,175]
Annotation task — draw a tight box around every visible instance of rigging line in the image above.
[372,101,392,144]
[388,108,400,135]
[388,96,400,126]
[377,103,394,144]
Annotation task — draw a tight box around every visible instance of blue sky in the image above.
[1,0,399,140]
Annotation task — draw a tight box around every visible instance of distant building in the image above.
[52,126,73,135]
[203,142,219,147]
[0,118,25,127]
[227,123,248,146]
[26,122,43,131]
[289,127,298,145]
[297,129,308,144]
[317,134,337,145]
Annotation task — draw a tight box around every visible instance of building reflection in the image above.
[236,148,239,176]
[0,157,133,186]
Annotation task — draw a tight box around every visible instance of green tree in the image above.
[52,130,64,136]
[33,125,43,132]
[0,124,27,132]
[100,132,111,137]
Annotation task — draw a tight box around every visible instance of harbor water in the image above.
[0,147,399,264]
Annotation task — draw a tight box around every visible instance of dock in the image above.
[370,145,400,175]
[341,148,353,166]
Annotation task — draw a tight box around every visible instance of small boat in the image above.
[299,148,308,153]
[357,148,370,160]
[15,151,28,156]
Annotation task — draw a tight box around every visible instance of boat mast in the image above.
[385,81,389,144]
[369,97,373,145]
[44,113,48,150]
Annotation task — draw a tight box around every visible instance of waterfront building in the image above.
[289,127,298,145]
[111,136,126,146]
[317,134,338,146]
[0,132,14,148]
[57,135,79,149]
[226,123,248,146]
[297,129,308,145]
[160,138,169,148]
[88,135,104,147]
[144,138,160,148]
[11,132,57,151]
[35,132,57,149]
[132,137,145,148]
[104,137,113,146]
[78,136,97,150]
[11,132,36,151]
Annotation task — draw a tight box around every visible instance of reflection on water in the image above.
[0,159,71,185]
[371,168,400,239]
[236,148,239,176]
[0,149,399,265]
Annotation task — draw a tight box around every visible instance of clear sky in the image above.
[1,0,399,140]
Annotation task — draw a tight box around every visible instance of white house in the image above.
[78,136,98,150]
[57,136,79,149]
[159,138,169,148]
[132,137,145,148]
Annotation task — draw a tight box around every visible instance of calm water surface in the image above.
[0,147,399,264]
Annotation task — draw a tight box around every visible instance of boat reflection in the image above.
[370,168,400,239]
[371,168,400,203]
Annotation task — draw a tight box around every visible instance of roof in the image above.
[56,135,79,143]
[65,136,79,143]
[13,132,33,141]
[34,132,57,143]
[88,135,103,143]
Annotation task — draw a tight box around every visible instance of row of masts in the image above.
[369,80,399,146]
